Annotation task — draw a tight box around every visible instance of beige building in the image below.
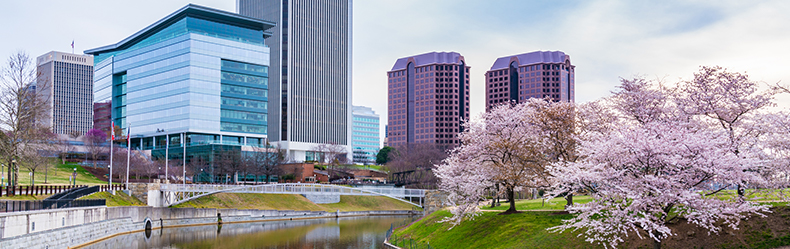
[36,51,94,135]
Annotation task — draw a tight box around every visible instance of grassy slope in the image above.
[15,162,106,185]
[481,196,592,211]
[398,207,790,249]
[80,191,146,206]
[395,210,598,249]
[171,193,419,212]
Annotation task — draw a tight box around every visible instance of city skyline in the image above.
[1,0,789,145]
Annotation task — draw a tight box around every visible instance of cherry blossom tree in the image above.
[674,66,777,198]
[435,98,577,226]
[549,76,770,249]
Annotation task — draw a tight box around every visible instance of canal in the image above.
[80,215,417,249]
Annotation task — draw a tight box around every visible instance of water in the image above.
[81,215,417,249]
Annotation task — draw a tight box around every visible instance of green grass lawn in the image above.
[171,193,420,212]
[80,191,146,206]
[13,162,106,186]
[481,195,592,211]
[394,210,599,249]
[0,194,52,200]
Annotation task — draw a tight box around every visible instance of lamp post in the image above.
[12,158,17,187]
[73,167,77,186]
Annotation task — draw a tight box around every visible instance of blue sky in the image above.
[1,0,789,140]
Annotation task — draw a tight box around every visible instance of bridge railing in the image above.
[159,183,426,198]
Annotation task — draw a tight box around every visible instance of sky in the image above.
[2,0,790,143]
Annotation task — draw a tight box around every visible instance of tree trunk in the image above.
[491,194,496,208]
[653,238,661,249]
[30,171,34,186]
[506,187,517,213]
[5,160,10,187]
[565,193,574,207]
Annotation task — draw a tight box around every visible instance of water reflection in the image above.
[82,215,417,249]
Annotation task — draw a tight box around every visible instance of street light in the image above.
[73,167,77,186]
[11,158,16,187]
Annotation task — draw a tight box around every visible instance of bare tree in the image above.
[19,147,52,186]
[0,51,53,187]
[247,145,284,181]
[387,143,449,189]
[83,128,106,168]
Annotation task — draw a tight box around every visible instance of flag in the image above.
[111,121,115,140]
[71,40,74,49]
[127,124,130,140]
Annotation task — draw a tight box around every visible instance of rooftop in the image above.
[390,52,465,71]
[489,51,570,70]
[85,4,275,55]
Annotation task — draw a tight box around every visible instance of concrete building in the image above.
[85,4,275,166]
[351,105,380,164]
[36,51,94,135]
[238,0,353,162]
[485,51,575,111]
[387,52,470,147]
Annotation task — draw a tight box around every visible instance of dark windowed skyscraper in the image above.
[485,51,575,111]
[387,52,470,147]
[238,0,353,162]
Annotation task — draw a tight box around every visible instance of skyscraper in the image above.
[36,51,94,135]
[351,105,380,164]
[238,0,353,162]
[485,51,575,111]
[387,52,470,147]
[85,4,274,167]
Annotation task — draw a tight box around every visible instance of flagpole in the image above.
[165,133,169,183]
[109,122,113,189]
[182,132,186,185]
[126,124,131,190]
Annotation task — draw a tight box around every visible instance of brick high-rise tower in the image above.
[485,51,575,111]
[387,52,470,147]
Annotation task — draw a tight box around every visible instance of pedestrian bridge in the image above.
[157,183,427,207]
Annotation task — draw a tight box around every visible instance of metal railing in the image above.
[160,183,426,198]
[0,199,106,212]
[385,219,432,249]
[160,183,427,207]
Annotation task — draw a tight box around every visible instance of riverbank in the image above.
[393,207,790,249]
[0,205,422,249]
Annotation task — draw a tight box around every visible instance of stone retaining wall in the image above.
[0,206,422,249]
[423,190,449,215]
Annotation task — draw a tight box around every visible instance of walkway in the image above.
[159,183,427,207]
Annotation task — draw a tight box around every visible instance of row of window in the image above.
[221,97,268,109]
[388,64,467,78]
[221,60,267,74]
[221,109,267,122]
[220,122,267,134]
[222,71,268,86]
[352,117,378,123]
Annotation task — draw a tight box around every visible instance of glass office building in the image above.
[85,4,276,166]
[351,106,380,164]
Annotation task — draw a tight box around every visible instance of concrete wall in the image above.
[303,194,340,204]
[0,205,421,249]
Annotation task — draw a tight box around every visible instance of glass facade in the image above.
[351,106,380,164]
[87,5,275,172]
[220,59,268,135]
